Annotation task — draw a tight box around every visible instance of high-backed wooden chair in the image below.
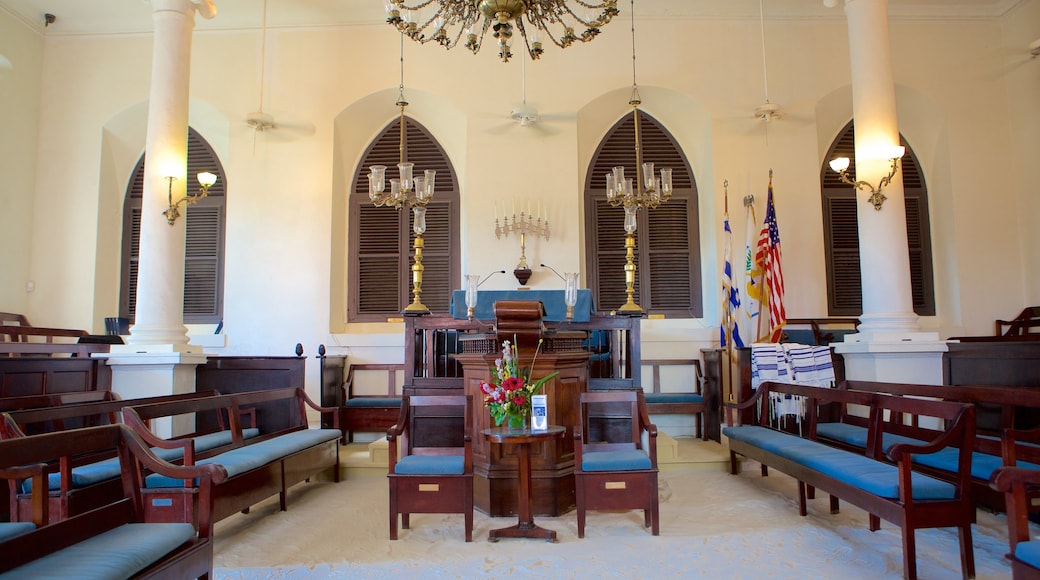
[990,466,1040,579]
[574,390,659,538]
[387,394,473,542]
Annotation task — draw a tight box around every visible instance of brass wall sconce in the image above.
[828,146,904,211]
[163,171,217,225]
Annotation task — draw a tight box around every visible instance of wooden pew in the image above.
[0,355,112,396]
[1,390,223,524]
[122,387,341,535]
[818,379,1040,513]
[725,381,976,580]
[0,424,220,579]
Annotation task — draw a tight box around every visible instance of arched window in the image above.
[584,113,702,318]
[120,127,227,324]
[821,120,935,316]
[349,116,460,321]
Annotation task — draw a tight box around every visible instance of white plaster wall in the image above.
[1001,1,1040,305]
[0,11,42,316]
[5,6,1039,398]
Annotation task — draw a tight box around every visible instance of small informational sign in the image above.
[531,394,548,431]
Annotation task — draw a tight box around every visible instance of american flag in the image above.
[755,184,785,342]
[720,212,744,352]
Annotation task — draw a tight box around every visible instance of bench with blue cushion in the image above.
[0,424,223,579]
[122,387,341,535]
[724,380,977,580]
[816,379,1040,514]
[990,466,1040,579]
[0,390,230,525]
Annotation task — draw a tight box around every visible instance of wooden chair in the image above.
[990,466,1040,579]
[643,359,707,439]
[387,394,473,542]
[574,390,659,538]
[997,307,1040,337]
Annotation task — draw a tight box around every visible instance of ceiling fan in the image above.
[238,0,314,147]
[245,0,275,134]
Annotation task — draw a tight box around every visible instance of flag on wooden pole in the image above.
[755,172,786,342]
[720,188,744,353]
[742,195,762,344]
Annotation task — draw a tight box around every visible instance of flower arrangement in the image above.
[480,337,559,428]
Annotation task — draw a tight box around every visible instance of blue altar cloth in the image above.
[449,289,594,322]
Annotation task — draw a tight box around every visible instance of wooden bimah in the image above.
[454,300,590,518]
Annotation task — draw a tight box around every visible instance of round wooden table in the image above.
[482,425,566,542]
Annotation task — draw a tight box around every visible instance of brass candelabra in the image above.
[494,201,550,286]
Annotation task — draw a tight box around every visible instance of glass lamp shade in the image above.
[369,165,386,194]
[398,162,414,191]
[660,168,673,194]
[465,274,480,317]
[412,206,427,234]
[197,171,217,189]
[605,172,616,200]
[829,157,851,173]
[624,206,637,233]
[642,162,655,190]
[564,273,579,306]
[564,272,579,321]
[421,169,436,200]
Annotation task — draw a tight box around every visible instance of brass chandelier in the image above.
[368,37,436,315]
[385,0,619,62]
[602,0,671,314]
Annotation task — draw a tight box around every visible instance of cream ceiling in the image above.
[0,0,1024,36]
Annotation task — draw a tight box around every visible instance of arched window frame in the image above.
[821,120,935,317]
[584,112,702,318]
[348,116,461,322]
[120,128,227,325]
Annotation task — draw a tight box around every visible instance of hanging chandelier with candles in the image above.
[368,37,436,315]
[385,0,619,63]
[602,0,671,314]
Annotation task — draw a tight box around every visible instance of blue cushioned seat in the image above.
[644,393,704,404]
[345,397,401,408]
[23,428,265,493]
[581,450,652,472]
[723,425,955,500]
[145,428,341,488]
[0,522,35,542]
[394,455,464,475]
[0,523,194,580]
[1016,541,1040,570]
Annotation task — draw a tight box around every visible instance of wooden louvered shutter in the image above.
[357,205,404,313]
[350,116,460,321]
[585,111,701,317]
[590,199,631,312]
[646,199,696,312]
[120,127,226,324]
[184,204,223,320]
[823,194,862,315]
[821,120,934,316]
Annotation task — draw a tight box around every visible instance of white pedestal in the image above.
[93,347,207,438]
[832,333,949,385]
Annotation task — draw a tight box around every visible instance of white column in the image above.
[832,0,946,383]
[102,1,216,402]
[843,0,918,338]
[128,0,216,348]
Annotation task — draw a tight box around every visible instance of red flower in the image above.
[502,377,524,392]
[480,381,492,395]
[512,395,526,406]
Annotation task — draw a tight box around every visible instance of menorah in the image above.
[494,201,551,285]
